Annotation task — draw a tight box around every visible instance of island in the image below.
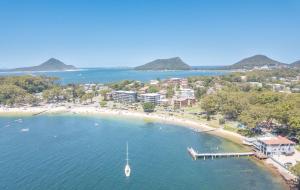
[134,57,191,70]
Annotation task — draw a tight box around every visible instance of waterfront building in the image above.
[112,91,137,103]
[140,93,160,105]
[256,136,295,156]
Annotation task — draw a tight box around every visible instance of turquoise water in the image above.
[0,115,284,190]
[0,68,226,84]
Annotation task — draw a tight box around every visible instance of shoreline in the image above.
[0,105,293,189]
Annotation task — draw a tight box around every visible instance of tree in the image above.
[148,85,159,93]
[42,86,66,103]
[80,93,94,104]
[0,84,29,106]
[201,94,219,120]
[166,85,175,98]
[195,87,207,100]
[142,102,155,112]
[100,101,107,107]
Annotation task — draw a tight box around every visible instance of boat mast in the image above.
[126,142,129,165]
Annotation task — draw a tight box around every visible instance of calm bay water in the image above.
[0,115,285,190]
[0,68,226,84]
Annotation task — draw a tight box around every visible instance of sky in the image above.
[0,0,300,68]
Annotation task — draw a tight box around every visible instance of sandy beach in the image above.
[0,105,245,144]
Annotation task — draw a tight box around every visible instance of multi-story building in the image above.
[140,93,160,105]
[112,91,137,103]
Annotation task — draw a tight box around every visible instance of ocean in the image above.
[0,115,285,190]
[0,68,227,84]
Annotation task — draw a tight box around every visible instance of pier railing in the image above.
[187,147,255,160]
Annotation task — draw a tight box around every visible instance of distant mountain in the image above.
[11,58,76,71]
[135,57,191,70]
[225,55,287,70]
[291,60,300,68]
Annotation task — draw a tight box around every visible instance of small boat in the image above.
[20,128,29,132]
[124,142,131,177]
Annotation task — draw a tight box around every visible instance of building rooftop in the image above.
[141,93,160,96]
[261,136,295,145]
[115,90,136,94]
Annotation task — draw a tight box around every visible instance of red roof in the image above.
[262,136,295,145]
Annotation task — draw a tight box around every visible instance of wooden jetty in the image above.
[187,147,255,160]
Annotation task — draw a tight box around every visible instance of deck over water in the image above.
[187,147,255,160]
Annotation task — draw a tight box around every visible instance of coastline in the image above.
[0,106,245,144]
[0,105,293,189]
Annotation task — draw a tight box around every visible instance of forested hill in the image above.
[224,55,287,70]
[10,58,77,72]
[134,57,191,70]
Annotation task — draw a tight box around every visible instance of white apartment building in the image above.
[112,91,137,103]
[140,93,160,105]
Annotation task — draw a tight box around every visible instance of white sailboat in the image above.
[124,142,131,177]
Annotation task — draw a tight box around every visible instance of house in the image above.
[167,78,182,86]
[104,92,113,101]
[272,84,286,92]
[158,99,170,106]
[173,97,195,109]
[180,78,189,88]
[138,86,149,94]
[240,76,247,82]
[150,80,159,85]
[112,91,137,103]
[140,93,160,105]
[291,87,300,93]
[256,136,295,156]
[180,88,195,99]
[248,82,263,88]
[174,98,188,109]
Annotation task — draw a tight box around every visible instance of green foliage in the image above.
[166,85,175,98]
[0,76,56,106]
[0,75,57,94]
[195,87,207,100]
[201,95,219,116]
[219,118,225,125]
[142,102,155,112]
[291,162,300,176]
[100,101,107,107]
[43,86,67,103]
[80,92,94,104]
[148,85,159,93]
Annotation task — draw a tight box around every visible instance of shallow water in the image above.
[0,115,285,190]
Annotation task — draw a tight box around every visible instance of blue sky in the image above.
[0,0,299,68]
